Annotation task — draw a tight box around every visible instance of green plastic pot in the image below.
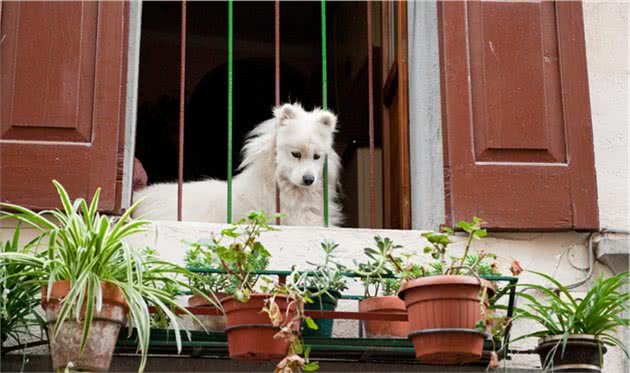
[302,290,341,338]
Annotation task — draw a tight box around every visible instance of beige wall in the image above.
[583,1,630,232]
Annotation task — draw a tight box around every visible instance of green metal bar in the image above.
[226,0,234,224]
[321,0,329,227]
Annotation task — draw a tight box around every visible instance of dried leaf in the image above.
[488,351,499,369]
[274,354,305,373]
[510,260,523,276]
[268,301,282,327]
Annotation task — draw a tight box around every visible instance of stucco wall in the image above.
[583,1,630,232]
[408,1,445,230]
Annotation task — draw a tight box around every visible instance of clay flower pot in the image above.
[398,275,493,365]
[187,293,226,332]
[42,280,128,372]
[359,296,409,338]
[536,335,607,372]
[222,294,296,361]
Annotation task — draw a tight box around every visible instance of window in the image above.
[0,1,598,231]
[133,1,409,229]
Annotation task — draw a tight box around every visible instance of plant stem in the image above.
[457,233,475,275]
[1,340,48,356]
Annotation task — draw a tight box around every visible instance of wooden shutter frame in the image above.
[438,1,599,230]
[381,1,411,230]
[0,2,129,213]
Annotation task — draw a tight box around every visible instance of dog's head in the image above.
[273,103,337,189]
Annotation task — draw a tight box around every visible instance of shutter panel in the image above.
[438,1,598,230]
[1,2,128,212]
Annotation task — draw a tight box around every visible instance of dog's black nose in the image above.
[302,175,315,185]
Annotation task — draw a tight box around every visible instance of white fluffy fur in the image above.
[133,103,343,226]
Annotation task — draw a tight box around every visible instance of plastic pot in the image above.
[42,280,128,372]
[537,335,607,372]
[302,290,341,338]
[222,294,296,361]
[187,293,226,332]
[359,296,409,338]
[398,275,493,364]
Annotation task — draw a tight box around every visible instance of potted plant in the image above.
[299,240,348,338]
[0,225,47,356]
[355,236,409,338]
[512,271,629,372]
[264,240,353,372]
[262,272,323,372]
[183,245,233,332]
[395,218,504,364]
[0,181,212,372]
[357,218,505,364]
[193,210,295,361]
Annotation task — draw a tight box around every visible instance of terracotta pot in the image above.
[537,335,607,372]
[398,275,492,364]
[42,280,128,372]
[187,293,226,332]
[359,296,409,338]
[222,294,295,361]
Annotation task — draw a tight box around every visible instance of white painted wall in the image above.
[121,1,143,209]
[407,1,445,230]
[583,2,630,232]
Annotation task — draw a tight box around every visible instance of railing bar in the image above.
[305,310,407,321]
[186,267,518,282]
[275,0,281,226]
[321,0,329,227]
[226,0,234,223]
[177,0,187,222]
[367,0,376,229]
[148,306,407,321]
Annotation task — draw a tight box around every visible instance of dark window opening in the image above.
[135,1,384,228]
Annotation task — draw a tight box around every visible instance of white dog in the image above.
[133,103,343,226]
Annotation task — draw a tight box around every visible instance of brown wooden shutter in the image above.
[1,2,129,212]
[438,1,598,230]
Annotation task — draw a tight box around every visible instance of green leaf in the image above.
[455,220,471,232]
[305,317,319,330]
[303,362,320,371]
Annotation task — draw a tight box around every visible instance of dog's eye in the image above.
[313,154,321,160]
[291,151,301,159]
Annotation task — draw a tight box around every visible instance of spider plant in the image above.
[513,271,629,367]
[0,225,47,355]
[0,180,213,372]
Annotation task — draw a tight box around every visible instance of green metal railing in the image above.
[121,269,518,363]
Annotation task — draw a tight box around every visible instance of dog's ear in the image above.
[318,111,337,131]
[274,104,297,125]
